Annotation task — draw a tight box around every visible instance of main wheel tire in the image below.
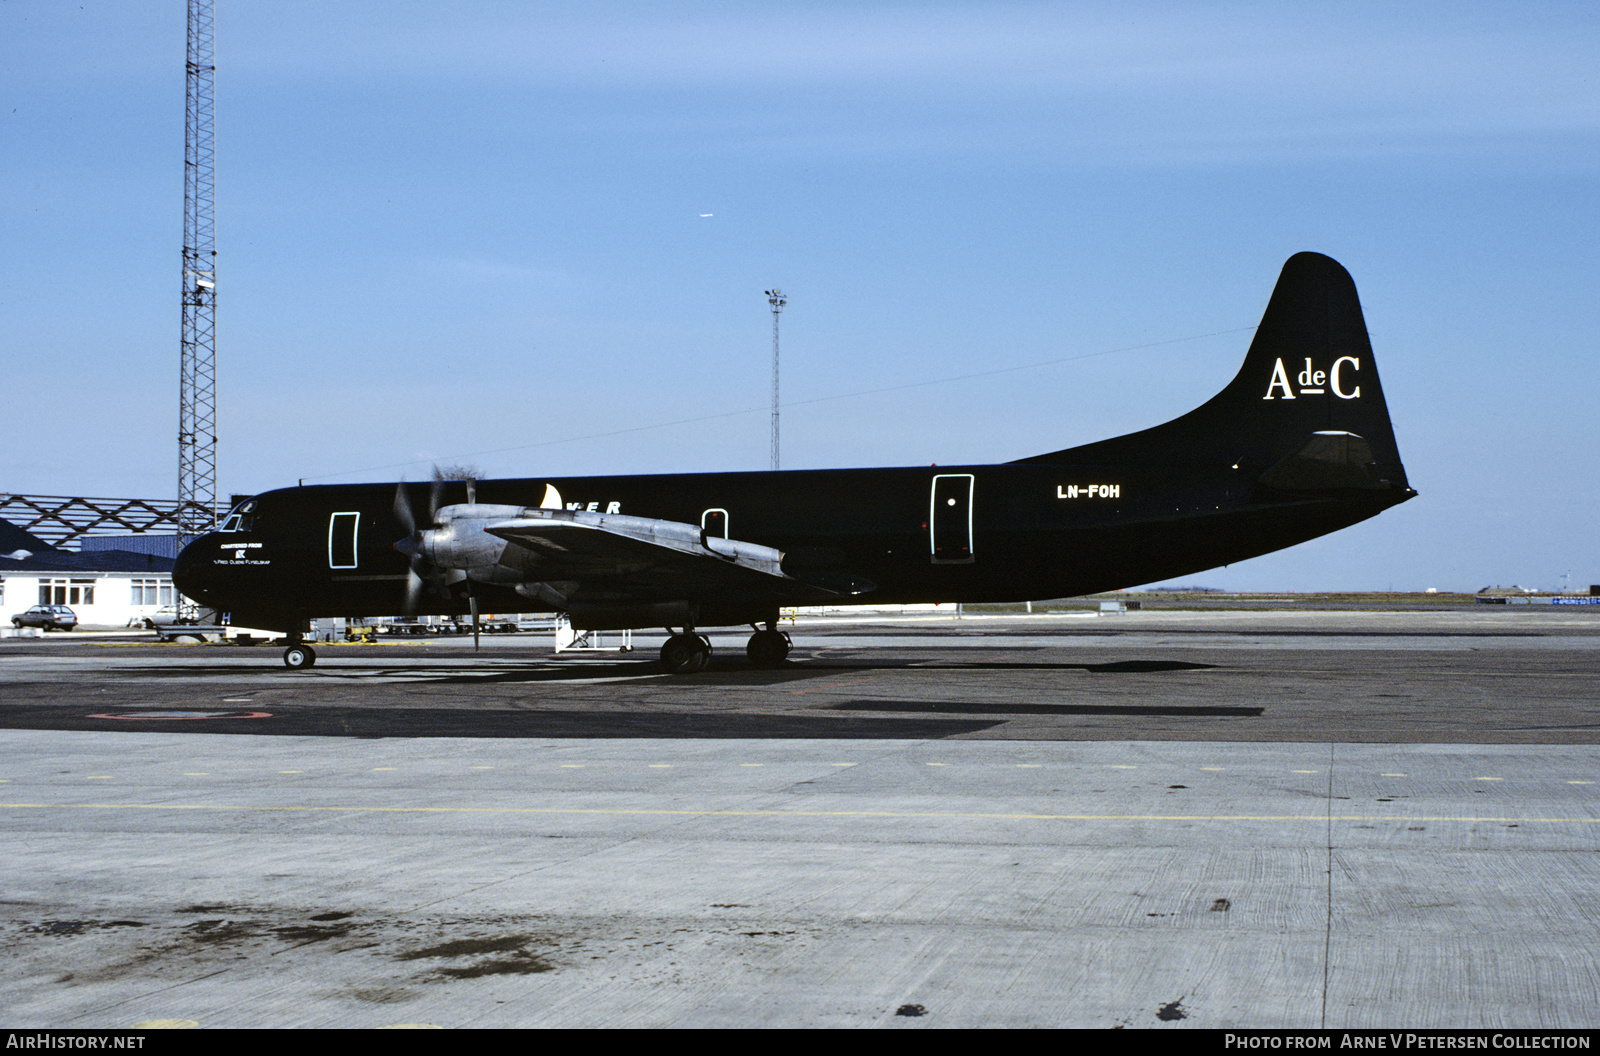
[660,634,710,674]
[746,629,791,668]
[283,644,317,670]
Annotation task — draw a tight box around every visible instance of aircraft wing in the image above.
[424,505,874,607]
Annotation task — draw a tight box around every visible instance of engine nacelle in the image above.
[395,503,524,572]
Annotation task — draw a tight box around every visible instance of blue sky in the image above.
[3,1,1597,592]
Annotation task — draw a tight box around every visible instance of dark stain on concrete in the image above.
[397,933,558,978]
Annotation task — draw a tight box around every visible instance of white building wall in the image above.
[2,573,175,628]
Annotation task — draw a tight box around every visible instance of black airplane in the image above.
[173,252,1414,672]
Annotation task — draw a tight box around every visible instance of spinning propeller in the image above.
[392,469,483,650]
[392,470,447,616]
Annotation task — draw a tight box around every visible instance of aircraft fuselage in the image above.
[174,460,1404,633]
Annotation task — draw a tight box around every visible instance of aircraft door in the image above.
[929,474,974,564]
[328,512,360,569]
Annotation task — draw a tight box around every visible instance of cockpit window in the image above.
[220,498,259,533]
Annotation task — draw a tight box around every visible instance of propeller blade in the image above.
[404,565,424,616]
[392,481,415,535]
[393,478,440,618]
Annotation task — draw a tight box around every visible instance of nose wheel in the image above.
[660,633,711,674]
[283,644,317,669]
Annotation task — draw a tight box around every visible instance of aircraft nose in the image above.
[172,536,213,602]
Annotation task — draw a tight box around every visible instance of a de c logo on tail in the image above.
[1264,356,1360,400]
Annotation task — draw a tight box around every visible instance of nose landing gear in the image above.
[283,631,317,670]
[283,644,317,669]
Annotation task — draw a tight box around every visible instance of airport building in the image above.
[1,519,175,629]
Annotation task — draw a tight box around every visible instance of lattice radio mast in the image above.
[178,0,218,542]
[765,289,786,470]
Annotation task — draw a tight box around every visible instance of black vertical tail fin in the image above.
[1014,252,1411,493]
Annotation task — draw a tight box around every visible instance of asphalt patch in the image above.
[831,701,1263,717]
[0,704,1003,739]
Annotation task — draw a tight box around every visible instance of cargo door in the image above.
[929,474,974,564]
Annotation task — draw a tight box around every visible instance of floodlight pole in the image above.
[178,0,218,546]
[765,289,786,471]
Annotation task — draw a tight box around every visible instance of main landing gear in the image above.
[660,632,712,674]
[658,620,792,675]
[746,626,791,668]
[659,617,790,675]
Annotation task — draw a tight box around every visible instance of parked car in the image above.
[13,605,78,631]
[128,606,192,630]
